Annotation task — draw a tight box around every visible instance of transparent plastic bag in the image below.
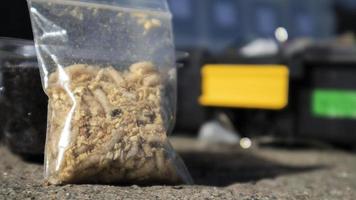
[27,0,192,185]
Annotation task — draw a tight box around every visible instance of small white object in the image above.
[240,39,278,57]
[275,27,288,43]
[198,121,240,145]
[240,137,252,149]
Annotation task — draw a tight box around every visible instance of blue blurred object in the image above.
[168,0,204,49]
[336,0,356,10]
[288,0,335,39]
[243,0,288,40]
[168,0,336,54]
[204,0,243,53]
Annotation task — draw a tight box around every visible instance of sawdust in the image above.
[45,62,188,185]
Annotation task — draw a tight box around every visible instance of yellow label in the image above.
[199,64,289,110]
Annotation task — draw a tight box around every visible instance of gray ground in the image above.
[0,137,356,200]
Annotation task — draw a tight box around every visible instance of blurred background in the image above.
[1,0,356,157]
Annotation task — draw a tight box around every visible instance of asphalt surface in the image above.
[1,137,356,200]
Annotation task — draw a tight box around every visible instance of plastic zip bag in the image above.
[27,0,192,185]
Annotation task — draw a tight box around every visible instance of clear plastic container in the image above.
[28,0,192,185]
[0,37,47,156]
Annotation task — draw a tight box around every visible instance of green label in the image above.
[312,89,356,119]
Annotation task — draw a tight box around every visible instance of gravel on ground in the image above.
[1,137,355,200]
